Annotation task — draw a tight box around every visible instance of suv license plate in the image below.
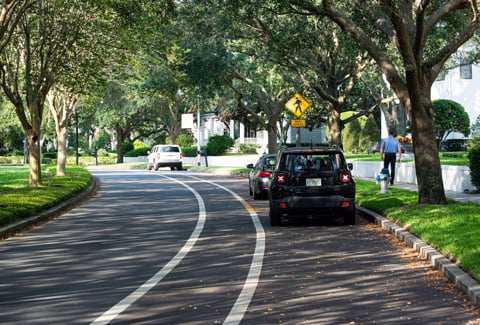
[306,178,322,186]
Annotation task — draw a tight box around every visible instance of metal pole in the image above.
[75,111,79,166]
[93,127,98,166]
[197,106,201,166]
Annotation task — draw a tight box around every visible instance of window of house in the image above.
[460,55,472,79]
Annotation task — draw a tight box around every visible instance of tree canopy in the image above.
[433,99,470,140]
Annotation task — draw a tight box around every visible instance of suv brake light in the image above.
[275,173,286,184]
[340,172,351,183]
[156,153,161,159]
[258,170,271,177]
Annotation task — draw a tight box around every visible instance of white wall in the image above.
[350,161,474,193]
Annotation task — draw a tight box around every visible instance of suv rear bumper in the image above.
[269,195,355,218]
[157,162,182,168]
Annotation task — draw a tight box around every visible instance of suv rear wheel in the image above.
[344,207,356,225]
[269,207,282,226]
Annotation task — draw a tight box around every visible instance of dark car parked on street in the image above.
[247,154,276,200]
[268,147,355,226]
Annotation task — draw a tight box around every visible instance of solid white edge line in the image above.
[90,175,206,325]
[190,177,266,325]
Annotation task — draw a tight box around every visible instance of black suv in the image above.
[268,147,355,226]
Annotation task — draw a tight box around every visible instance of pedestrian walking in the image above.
[380,129,402,185]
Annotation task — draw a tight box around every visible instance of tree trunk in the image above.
[116,126,124,164]
[408,89,447,205]
[267,123,278,154]
[56,125,68,176]
[327,107,342,148]
[167,118,181,145]
[26,128,42,187]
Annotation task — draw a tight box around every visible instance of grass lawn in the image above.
[0,165,92,228]
[356,179,480,281]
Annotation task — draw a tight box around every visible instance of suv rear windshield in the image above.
[160,146,180,153]
[281,153,344,172]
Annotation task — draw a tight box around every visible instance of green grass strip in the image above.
[0,166,92,228]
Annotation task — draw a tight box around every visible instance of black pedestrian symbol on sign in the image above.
[295,96,302,113]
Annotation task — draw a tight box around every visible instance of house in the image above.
[431,59,480,130]
[199,111,328,153]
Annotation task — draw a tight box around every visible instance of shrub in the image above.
[97,148,108,157]
[123,141,134,153]
[182,146,200,157]
[125,147,150,157]
[133,141,149,150]
[343,117,362,153]
[43,151,57,159]
[176,133,195,147]
[468,146,480,189]
[359,113,381,152]
[239,144,259,154]
[442,152,468,159]
[206,135,234,156]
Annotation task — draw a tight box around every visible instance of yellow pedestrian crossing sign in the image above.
[286,93,310,118]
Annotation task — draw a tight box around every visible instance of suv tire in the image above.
[344,207,356,225]
[269,207,282,226]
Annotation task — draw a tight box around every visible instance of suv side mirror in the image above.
[347,163,353,170]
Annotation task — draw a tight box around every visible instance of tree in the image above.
[174,0,296,154]
[287,0,480,205]
[98,80,156,164]
[0,0,87,186]
[141,43,194,146]
[432,99,470,140]
[263,15,375,148]
[360,113,381,152]
[343,115,362,152]
[46,2,118,176]
[229,69,292,154]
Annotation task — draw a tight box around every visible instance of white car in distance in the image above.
[147,145,183,171]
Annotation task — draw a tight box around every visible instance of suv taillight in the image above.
[180,153,183,160]
[340,172,351,183]
[275,173,286,184]
[156,153,161,159]
[258,170,271,177]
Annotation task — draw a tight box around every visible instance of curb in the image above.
[356,205,480,307]
[0,177,98,239]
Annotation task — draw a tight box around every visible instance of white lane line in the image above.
[90,175,206,325]
[190,177,265,325]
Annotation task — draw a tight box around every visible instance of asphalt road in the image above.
[0,169,478,324]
